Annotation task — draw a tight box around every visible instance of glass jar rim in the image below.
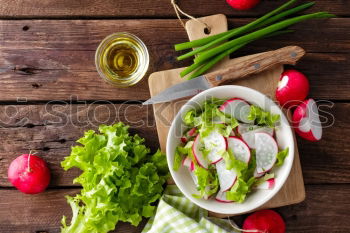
[95,32,149,88]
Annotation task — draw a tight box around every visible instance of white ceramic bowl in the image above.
[166,85,294,215]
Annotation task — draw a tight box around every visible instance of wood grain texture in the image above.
[0,185,349,232]
[0,19,348,101]
[0,0,348,18]
[0,19,347,52]
[0,104,158,187]
[205,46,305,87]
[0,102,348,187]
[0,189,147,233]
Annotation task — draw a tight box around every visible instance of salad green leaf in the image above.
[61,123,169,233]
[173,150,183,171]
[254,173,275,186]
[222,150,248,177]
[247,105,280,127]
[276,147,289,166]
[183,98,238,139]
[226,177,256,203]
[193,165,219,198]
[223,149,258,202]
[177,98,285,204]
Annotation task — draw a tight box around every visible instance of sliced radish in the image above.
[190,170,198,185]
[216,159,237,192]
[181,127,198,144]
[187,127,198,137]
[237,124,259,135]
[192,131,226,168]
[192,135,209,169]
[242,127,274,149]
[254,169,264,178]
[227,136,251,163]
[255,133,278,174]
[215,190,233,203]
[182,156,192,168]
[219,98,253,123]
[292,98,322,141]
[254,178,275,190]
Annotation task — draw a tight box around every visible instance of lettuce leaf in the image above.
[173,149,183,171]
[222,150,248,177]
[224,149,257,202]
[247,105,280,127]
[254,173,275,186]
[61,123,169,233]
[276,147,289,166]
[193,165,219,198]
[226,177,256,203]
[182,98,238,139]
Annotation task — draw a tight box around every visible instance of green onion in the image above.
[174,0,313,52]
[184,30,294,80]
[194,12,334,64]
[188,43,247,79]
[252,2,315,30]
[176,0,298,58]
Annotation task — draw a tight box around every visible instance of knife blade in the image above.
[143,46,305,105]
[143,75,211,105]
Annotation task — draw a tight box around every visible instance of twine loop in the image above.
[171,0,211,32]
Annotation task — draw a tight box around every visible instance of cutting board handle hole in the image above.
[204,27,211,35]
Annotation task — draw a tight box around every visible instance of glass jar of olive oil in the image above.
[95,32,149,87]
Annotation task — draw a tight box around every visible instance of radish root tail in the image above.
[227,217,266,233]
[27,150,38,173]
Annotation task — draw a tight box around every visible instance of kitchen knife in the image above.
[143,46,305,105]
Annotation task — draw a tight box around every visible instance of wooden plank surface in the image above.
[0,104,158,187]
[0,0,348,18]
[0,1,348,232]
[0,184,349,232]
[0,19,347,52]
[0,102,348,187]
[0,19,349,101]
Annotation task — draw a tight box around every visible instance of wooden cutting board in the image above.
[148,14,305,216]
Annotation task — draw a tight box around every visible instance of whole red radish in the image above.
[226,0,260,10]
[292,98,322,141]
[243,209,286,233]
[8,153,51,194]
[276,70,309,108]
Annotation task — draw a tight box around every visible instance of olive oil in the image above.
[95,33,149,87]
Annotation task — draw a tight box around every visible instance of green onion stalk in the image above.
[175,0,298,56]
[174,0,335,80]
[184,30,293,79]
[194,12,334,64]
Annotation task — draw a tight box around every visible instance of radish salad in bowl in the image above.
[167,86,294,214]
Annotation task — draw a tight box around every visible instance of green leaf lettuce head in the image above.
[61,123,169,233]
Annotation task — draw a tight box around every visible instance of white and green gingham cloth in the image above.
[142,185,240,233]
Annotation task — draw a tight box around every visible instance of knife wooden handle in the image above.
[204,46,305,87]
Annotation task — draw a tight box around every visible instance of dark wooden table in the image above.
[0,1,349,232]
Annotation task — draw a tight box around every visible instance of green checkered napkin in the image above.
[142,185,240,233]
